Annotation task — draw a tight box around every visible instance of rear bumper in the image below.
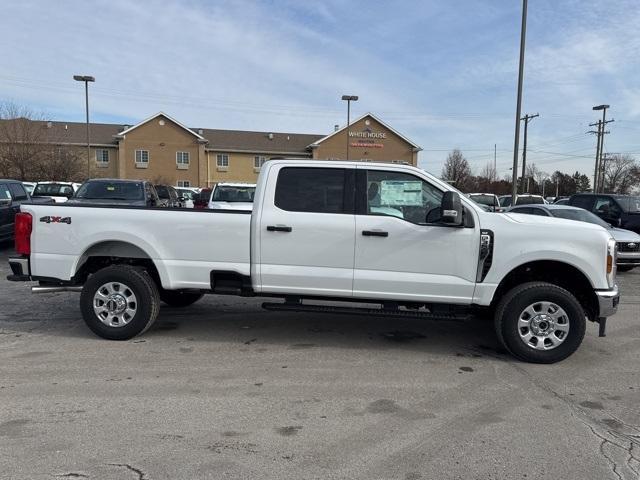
[7,256,30,281]
[595,285,619,318]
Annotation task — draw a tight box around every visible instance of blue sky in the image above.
[2,0,640,179]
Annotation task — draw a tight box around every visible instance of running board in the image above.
[261,301,471,321]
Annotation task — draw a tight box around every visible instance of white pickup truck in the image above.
[7,160,619,363]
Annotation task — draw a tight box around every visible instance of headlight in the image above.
[607,237,617,288]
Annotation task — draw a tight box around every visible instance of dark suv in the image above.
[68,179,161,207]
[568,193,640,233]
[1,180,56,241]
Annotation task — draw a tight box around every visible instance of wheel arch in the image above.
[72,240,167,288]
[491,260,598,321]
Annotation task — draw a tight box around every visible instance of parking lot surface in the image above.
[0,243,639,480]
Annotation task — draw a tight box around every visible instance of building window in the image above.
[254,156,266,169]
[217,154,229,167]
[96,149,109,166]
[135,150,149,168]
[176,151,190,169]
[177,180,191,187]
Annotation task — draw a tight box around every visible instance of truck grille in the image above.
[617,242,640,252]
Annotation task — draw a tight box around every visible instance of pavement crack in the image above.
[108,463,147,480]
[55,474,89,479]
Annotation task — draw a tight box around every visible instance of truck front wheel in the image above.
[80,265,160,340]
[494,282,586,364]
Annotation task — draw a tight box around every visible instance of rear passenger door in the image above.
[257,165,356,296]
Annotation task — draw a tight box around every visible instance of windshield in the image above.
[501,196,544,207]
[176,189,196,200]
[33,183,74,197]
[469,194,497,206]
[212,185,256,203]
[552,208,610,228]
[75,181,144,200]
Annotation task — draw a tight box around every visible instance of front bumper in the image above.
[617,251,640,266]
[595,285,619,318]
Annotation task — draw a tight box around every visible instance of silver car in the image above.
[507,204,640,272]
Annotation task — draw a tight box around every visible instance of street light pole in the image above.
[341,95,358,161]
[73,75,95,178]
[511,0,528,205]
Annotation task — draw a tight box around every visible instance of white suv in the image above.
[208,183,256,211]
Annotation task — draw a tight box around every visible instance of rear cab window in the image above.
[275,167,349,214]
[0,184,11,202]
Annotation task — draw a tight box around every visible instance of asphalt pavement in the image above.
[0,242,638,480]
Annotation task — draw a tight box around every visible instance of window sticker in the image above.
[379,180,422,206]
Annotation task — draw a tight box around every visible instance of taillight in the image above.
[15,212,32,255]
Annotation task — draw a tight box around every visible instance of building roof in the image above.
[308,112,422,151]
[116,112,207,141]
[0,118,123,146]
[200,128,322,154]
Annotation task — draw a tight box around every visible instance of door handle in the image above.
[266,225,292,232]
[362,230,388,237]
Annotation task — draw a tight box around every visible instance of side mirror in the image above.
[615,218,622,228]
[441,191,463,226]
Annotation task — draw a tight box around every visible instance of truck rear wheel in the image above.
[494,282,586,364]
[80,265,160,340]
[159,289,204,307]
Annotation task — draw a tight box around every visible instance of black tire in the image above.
[617,265,635,272]
[159,289,204,308]
[494,282,586,364]
[80,265,160,340]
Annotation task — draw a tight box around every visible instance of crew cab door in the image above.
[353,166,478,303]
[257,165,356,296]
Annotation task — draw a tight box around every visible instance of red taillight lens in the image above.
[15,212,32,255]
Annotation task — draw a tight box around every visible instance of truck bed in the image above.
[21,203,251,290]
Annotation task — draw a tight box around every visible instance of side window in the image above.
[8,183,27,201]
[365,170,442,224]
[595,196,622,217]
[275,167,346,214]
[571,195,594,210]
[0,184,11,202]
[512,207,532,215]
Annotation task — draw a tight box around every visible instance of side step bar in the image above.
[32,285,83,294]
[261,301,471,321]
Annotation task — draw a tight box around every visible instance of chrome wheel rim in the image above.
[518,301,570,350]
[93,282,137,328]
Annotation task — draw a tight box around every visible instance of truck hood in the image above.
[609,227,640,242]
[502,212,609,233]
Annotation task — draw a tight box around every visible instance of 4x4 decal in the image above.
[39,216,72,224]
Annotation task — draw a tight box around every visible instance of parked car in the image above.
[154,185,180,208]
[32,181,81,203]
[67,179,161,207]
[193,188,212,209]
[569,193,640,234]
[208,183,256,210]
[508,204,640,271]
[1,179,53,242]
[499,194,546,208]
[467,193,501,212]
[22,182,36,195]
[8,160,619,363]
[175,187,199,208]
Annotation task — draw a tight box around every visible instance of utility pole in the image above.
[341,95,358,161]
[590,104,612,193]
[555,176,559,197]
[494,144,497,173]
[511,0,529,205]
[520,113,539,193]
[73,75,95,178]
[600,153,608,192]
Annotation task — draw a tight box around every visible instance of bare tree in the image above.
[602,154,640,194]
[40,146,84,181]
[0,102,52,180]
[441,149,472,190]
[479,162,497,183]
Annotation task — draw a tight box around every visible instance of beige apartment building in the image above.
[1,112,422,187]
